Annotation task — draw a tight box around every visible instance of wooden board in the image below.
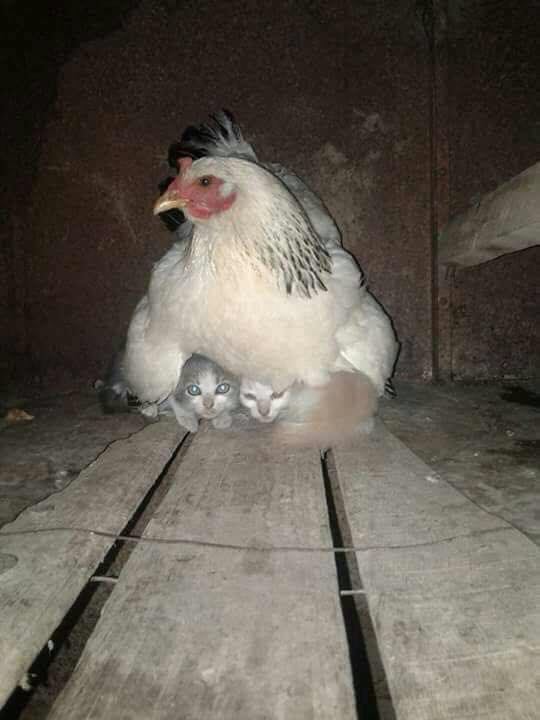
[438,161,540,268]
[332,420,540,719]
[49,427,357,720]
[0,420,183,707]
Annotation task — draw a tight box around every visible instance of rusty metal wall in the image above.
[1,0,538,388]
[447,1,540,380]
[2,0,434,387]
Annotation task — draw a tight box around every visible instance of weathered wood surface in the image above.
[333,420,540,720]
[49,426,356,720]
[438,161,540,267]
[0,420,183,708]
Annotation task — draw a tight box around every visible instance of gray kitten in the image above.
[162,354,240,432]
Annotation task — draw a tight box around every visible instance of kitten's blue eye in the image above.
[187,384,201,396]
[216,383,230,394]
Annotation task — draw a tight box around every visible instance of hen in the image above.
[124,113,399,412]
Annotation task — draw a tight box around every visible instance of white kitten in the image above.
[241,372,378,448]
[239,379,291,423]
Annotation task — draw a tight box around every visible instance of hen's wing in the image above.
[123,241,191,403]
[310,239,398,395]
[333,291,399,396]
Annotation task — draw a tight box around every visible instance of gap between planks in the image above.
[48,426,359,720]
[332,419,540,720]
[0,420,185,708]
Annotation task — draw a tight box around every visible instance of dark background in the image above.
[1,0,538,390]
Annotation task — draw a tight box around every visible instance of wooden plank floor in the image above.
[332,421,540,720]
[49,426,357,720]
[3,415,538,718]
[0,421,183,707]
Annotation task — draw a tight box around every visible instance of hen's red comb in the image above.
[178,157,193,174]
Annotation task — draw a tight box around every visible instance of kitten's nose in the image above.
[258,402,270,417]
[203,397,215,410]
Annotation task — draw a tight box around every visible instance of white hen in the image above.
[124,113,398,408]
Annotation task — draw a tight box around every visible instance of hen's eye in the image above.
[216,383,230,394]
[187,384,201,396]
[199,176,212,187]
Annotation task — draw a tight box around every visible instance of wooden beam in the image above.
[49,427,357,720]
[0,420,183,707]
[439,161,540,268]
[332,421,540,719]
[429,0,452,381]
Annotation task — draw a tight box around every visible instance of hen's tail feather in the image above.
[95,350,142,415]
[96,385,138,414]
[168,110,258,166]
[272,371,378,449]
[384,379,397,398]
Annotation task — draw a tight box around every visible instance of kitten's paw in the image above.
[181,416,199,433]
[165,396,199,433]
[212,413,233,429]
[140,403,159,419]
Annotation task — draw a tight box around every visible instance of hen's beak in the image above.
[153,187,188,215]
